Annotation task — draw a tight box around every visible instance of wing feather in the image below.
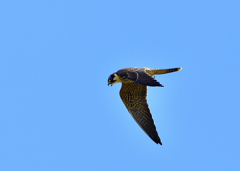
[119,82,162,145]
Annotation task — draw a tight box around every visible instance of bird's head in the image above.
[108,72,120,86]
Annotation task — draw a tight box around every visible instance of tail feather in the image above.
[146,67,182,76]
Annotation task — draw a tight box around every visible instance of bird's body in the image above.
[108,67,181,145]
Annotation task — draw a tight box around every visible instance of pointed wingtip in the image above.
[177,67,182,71]
[159,139,162,145]
[153,138,162,145]
[158,141,163,145]
[155,140,162,145]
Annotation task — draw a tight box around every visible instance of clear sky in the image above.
[1,1,240,170]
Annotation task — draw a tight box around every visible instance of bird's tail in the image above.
[146,67,182,76]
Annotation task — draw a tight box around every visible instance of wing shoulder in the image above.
[117,68,163,87]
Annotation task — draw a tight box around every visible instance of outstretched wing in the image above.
[117,67,163,87]
[119,82,162,145]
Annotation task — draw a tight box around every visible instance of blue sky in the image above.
[1,1,240,170]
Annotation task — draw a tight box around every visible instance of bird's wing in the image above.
[117,68,163,87]
[120,82,162,145]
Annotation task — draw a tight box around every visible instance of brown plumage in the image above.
[108,67,181,145]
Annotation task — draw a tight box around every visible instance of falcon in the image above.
[108,67,182,145]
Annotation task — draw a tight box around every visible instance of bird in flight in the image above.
[108,67,182,145]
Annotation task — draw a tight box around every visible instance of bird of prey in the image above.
[108,67,182,145]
